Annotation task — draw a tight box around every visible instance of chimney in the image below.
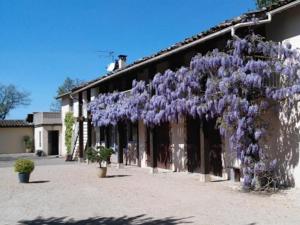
[118,55,127,69]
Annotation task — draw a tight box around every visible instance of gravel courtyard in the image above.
[1,156,300,225]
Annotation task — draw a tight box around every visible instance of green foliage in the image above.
[255,0,280,8]
[14,159,35,173]
[86,146,114,168]
[0,83,31,120]
[50,77,84,112]
[57,77,83,96]
[23,136,33,150]
[64,112,75,154]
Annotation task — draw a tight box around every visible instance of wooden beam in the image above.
[117,123,124,164]
[78,92,84,158]
[87,89,92,148]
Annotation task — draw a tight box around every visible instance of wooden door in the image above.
[153,123,171,169]
[203,119,223,176]
[186,116,201,172]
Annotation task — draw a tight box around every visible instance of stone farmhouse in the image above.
[58,0,300,187]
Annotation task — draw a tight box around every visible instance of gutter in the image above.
[72,0,300,95]
[231,0,300,38]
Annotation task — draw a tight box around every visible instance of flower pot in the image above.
[97,167,107,178]
[26,148,32,153]
[18,173,30,183]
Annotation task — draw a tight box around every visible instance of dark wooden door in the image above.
[48,130,59,155]
[153,123,171,169]
[186,116,201,172]
[203,119,223,176]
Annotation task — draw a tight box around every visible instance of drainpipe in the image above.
[231,0,300,38]
[231,12,272,39]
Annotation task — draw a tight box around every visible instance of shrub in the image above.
[86,146,114,167]
[64,112,75,154]
[14,159,35,173]
[23,136,33,150]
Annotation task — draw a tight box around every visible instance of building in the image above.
[0,120,34,154]
[59,0,300,187]
[0,112,62,156]
[31,112,62,156]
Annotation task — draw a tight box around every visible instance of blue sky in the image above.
[0,0,255,119]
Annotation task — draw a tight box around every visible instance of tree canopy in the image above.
[50,77,84,112]
[256,0,280,8]
[0,84,30,120]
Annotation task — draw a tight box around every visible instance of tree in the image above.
[255,0,280,8]
[0,84,30,120]
[50,77,84,112]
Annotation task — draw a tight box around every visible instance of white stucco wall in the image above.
[34,127,44,151]
[264,5,300,187]
[73,94,79,118]
[82,91,88,118]
[0,127,33,154]
[34,125,62,155]
[138,121,147,168]
[91,87,98,101]
[170,119,186,172]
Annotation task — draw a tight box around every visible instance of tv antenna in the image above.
[96,50,115,61]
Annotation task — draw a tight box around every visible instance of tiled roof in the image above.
[0,120,33,128]
[70,0,298,93]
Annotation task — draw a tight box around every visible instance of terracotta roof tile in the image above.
[0,120,33,128]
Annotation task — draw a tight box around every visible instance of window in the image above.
[39,131,42,148]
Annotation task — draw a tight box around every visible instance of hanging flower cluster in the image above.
[88,92,128,126]
[89,34,300,189]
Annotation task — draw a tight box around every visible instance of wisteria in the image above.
[88,34,300,189]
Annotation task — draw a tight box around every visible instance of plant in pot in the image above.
[86,146,114,178]
[14,159,35,183]
[23,136,33,153]
[64,112,75,161]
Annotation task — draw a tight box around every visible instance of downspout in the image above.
[231,0,300,38]
[231,12,272,39]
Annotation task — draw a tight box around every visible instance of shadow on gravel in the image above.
[105,175,131,178]
[18,215,192,225]
[29,180,50,184]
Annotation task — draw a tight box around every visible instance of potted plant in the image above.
[23,136,33,153]
[86,146,114,178]
[14,159,35,183]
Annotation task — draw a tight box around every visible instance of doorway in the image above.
[203,119,223,176]
[186,116,201,172]
[48,130,59,155]
[153,123,171,169]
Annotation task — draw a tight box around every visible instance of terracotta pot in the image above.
[97,167,107,178]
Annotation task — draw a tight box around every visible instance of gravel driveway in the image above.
[0,156,300,225]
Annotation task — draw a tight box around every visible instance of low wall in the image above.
[0,127,33,154]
